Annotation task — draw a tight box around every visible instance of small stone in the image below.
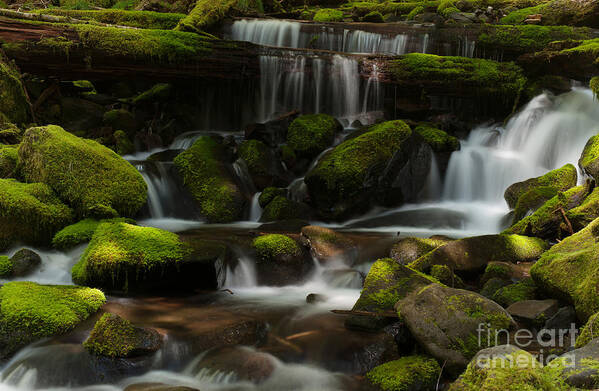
[507,299,559,325]
[9,248,41,277]
[306,293,327,304]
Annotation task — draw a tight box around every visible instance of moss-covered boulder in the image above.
[84,313,163,358]
[481,261,530,284]
[252,234,311,286]
[414,125,459,153]
[449,345,554,390]
[579,134,599,183]
[504,164,577,209]
[512,186,559,224]
[430,264,465,288]
[479,278,511,299]
[176,0,266,32]
[0,281,105,360]
[72,221,194,292]
[0,144,18,179]
[0,52,30,125]
[576,312,599,348]
[390,236,452,265]
[0,179,74,251]
[531,217,599,321]
[492,278,537,307]
[260,196,311,222]
[504,185,590,239]
[286,114,341,158]
[174,136,244,223]
[366,355,441,391]
[113,130,135,156]
[362,11,384,23]
[238,139,283,190]
[501,0,599,28]
[52,217,134,250]
[0,249,42,279]
[299,225,356,264]
[346,258,437,331]
[550,338,599,389]
[410,234,548,274]
[258,187,286,208]
[305,120,430,220]
[18,125,147,218]
[313,8,344,22]
[567,187,599,231]
[103,109,138,135]
[398,284,516,376]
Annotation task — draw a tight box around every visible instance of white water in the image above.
[249,192,263,221]
[228,18,427,55]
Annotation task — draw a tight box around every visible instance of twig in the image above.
[557,207,573,235]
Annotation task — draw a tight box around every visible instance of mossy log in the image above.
[0,16,260,81]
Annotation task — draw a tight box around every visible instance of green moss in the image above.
[280,144,296,167]
[174,136,243,223]
[477,25,591,54]
[260,195,310,222]
[492,278,536,307]
[505,185,586,237]
[72,221,192,290]
[18,125,147,218]
[258,187,286,208]
[313,8,344,22]
[287,114,339,157]
[0,179,74,251]
[591,77,599,99]
[362,11,384,22]
[415,124,459,153]
[103,109,136,133]
[505,164,577,209]
[252,234,301,262]
[176,0,263,33]
[0,144,18,179]
[0,282,105,358]
[113,130,134,156]
[513,186,559,224]
[579,134,599,180]
[406,5,424,19]
[343,1,440,18]
[500,0,599,27]
[576,312,599,348]
[366,356,440,391]
[480,277,510,299]
[389,53,526,105]
[238,139,270,176]
[130,83,172,105]
[430,264,464,287]
[39,9,186,29]
[531,217,599,321]
[305,120,412,217]
[567,187,599,231]
[0,53,30,125]
[52,217,134,250]
[0,255,12,278]
[482,262,512,282]
[84,313,154,357]
[500,4,547,24]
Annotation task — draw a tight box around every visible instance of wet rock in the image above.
[389,236,451,265]
[410,234,548,274]
[9,248,41,277]
[346,258,436,331]
[300,225,356,264]
[306,293,327,304]
[531,217,599,320]
[567,186,599,232]
[260,196,312,222]
[580,135,599,183]
[479,277,511,299]
[543,306,577,334]
[507,299,559,327]
[430,264,465,288]
[252,234,312,286]
[397,284,516,376]
[286,114,341,159]
[504,164,577,209]
[59,97,104,135]
[194,346,275,383]
[553,338,599,389]
[84,313,163,358]
[103,109,138,135]
[492,278,537,307]
[238,139,288,190]
[481,261,531,284]
[124,383,199,391]
[190,319,268,353]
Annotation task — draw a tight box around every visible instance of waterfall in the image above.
[258,54,381,124]
[136,162,184,219]
[225,255,258,288]
[443,88,599,203]
[249,192,262,221]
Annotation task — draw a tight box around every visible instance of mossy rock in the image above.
[0,179,74,251]
[0,249,42,279]
[505,185,590,239]
[72,221,193,292]
[52,217,134,250]
[252,234,311,286]
[492,278,536,307]
[258,187,286,208]
[410,234,548,274]
[0,281,105,360]
[479,277,511,299]
[103,109,137,134]
[500,0,599,28]
[347,258,438,331]
[286,114,340,158]
[414,125,459,153]
[176,0,265,32]
[238,139,279,190]
[592,77,599,99]
[260,196,311,222]
[398,284,516,376]
[305,120,420,220]
[576,311,599,348]
[0,144,18,179]
[313,8,344,22]
[362,11,384,23]
[549,338,599,389]
[113,130,134,156]
[84,313,163,358]
[512,186,559,224]
[41,9,185,30]
[18,125,147,218]
[0,52,30,126]
[174,136,244,223]
[449,345,558,390]
[299,225,356,263]
[130,83,173,105]
[579,134,599,183]
[504,164,577,209]
[531,217,599,321]
[390,236,452,265]
[430,264,464,288]
[566,186,599,231]
[366,355,440,391]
